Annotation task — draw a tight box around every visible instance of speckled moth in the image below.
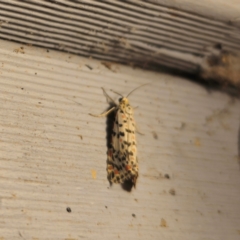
[90,84,148,187]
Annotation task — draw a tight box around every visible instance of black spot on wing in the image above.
[124,141,131,147]
[127,151,134,156]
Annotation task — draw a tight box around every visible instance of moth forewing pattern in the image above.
[108,97,138,187]
[90,87,141,187]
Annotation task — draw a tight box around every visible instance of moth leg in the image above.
[132,106,144,134]
[135,124,144,135]
[102,88,117,105]
[89,106,116,117]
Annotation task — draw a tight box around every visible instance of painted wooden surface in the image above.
[152,0,240,23]
[1,0,240,75]
[0,40,240,239]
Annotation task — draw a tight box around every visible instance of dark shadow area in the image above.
[105,103,115,189]
[142,63,240,98]
[106,103,116,149]
[121,179,135,192]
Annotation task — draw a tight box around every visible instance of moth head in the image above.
[119,97,129,105]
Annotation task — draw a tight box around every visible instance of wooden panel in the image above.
[0,0,240,75]
[151,0,240,24]
[0,40,240,240]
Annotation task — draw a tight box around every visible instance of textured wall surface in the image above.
[1,0,240,75]
[1,1,240,239]
[0,40,240,240]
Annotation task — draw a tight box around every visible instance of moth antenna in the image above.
[110,89,124,97]
[126,83,150,98]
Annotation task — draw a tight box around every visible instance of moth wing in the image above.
[107,103,138,187]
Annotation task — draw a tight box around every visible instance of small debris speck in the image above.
[91,169,97,179]
[102,61,113,70]
[164,174,170,179]
[66,207,71,213]
[160,218,167,227]
[132,214,136,217]
[105,206,108,209]
[85,64,93,70]
[169,188,176,195]
[214,43,222,50]
[152,131,158,139]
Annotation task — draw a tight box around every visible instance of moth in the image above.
[90,84,148,188]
